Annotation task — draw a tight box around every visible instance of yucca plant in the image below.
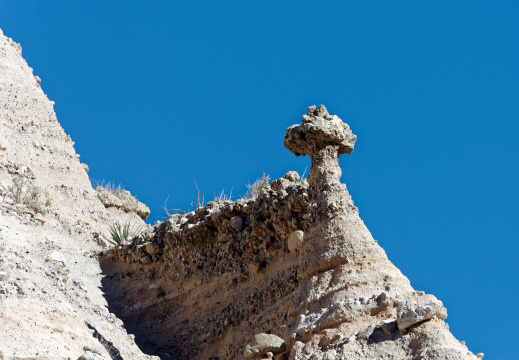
[108,221,144,245]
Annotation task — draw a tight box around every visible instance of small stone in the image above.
[476,353,484,359]
[315,104,328,117]
[82,163,89,173]
[34,213,45,224]
[146,242,161,256]
[287,230,304,252]
[283,171,300,183]
[397,294,448,330]
[307,105,316,115]
[82,346,102,355]
[356,326,375,341]
[154,286,165,297]
[77,351,106,360]
[140,256,152,264]
[230,216,243,230]
[34,75,41,83]
[48,251,65,263]
[244,333,286,359]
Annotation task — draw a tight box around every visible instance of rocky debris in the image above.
[0,272,8,281]
[34,75,41,84]
[397,294,448,330]
[95,187,150,220]
[77,351,106,360]
[476,353,484,359]
[287,230,304,252]
[284,105,356,157]
[102,171,308,271]
[244,333,286,359]
[82,163,89,173]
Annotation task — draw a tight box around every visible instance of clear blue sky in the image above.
[2,1,518,357]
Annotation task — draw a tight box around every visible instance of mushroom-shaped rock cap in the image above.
[284,105,356,156]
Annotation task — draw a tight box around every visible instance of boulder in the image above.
[284,104,356,157]
[230,215,243,230]
[287,230,304,252]
[244,333,286,359]
[397,294,448,330]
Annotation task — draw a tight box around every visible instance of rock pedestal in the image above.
[282,106,478,360]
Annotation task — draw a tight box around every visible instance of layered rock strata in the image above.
[0,29,153,359]
[101,106,480,359]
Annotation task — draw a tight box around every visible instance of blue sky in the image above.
[2,1,518,357]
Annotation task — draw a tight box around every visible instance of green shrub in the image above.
[108,221,144,245]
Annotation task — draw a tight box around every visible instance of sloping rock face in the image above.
[0,29,154,359]
[101,107,479,359]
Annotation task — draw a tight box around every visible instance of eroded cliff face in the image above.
[0,29,154,360]
[101,106,480,360]
[0,26,481,360]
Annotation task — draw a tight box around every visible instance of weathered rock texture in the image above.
[101,106,480,359]
[0,29,154,359]
[0,26,480,360]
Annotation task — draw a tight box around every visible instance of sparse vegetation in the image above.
[244,173,270,199]
[91,179,124,193]
[191,180,205,209]
[214,188,233,201]
[298,167,307,183]
[162,196,186,217]
[108,221,144,245]
[6,175,51,214]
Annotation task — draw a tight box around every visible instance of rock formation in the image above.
[0,27,481,360]
[101,106,480,359]
[0,29,154,359]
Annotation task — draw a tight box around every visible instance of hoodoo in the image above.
[0,24,481,360]
[101,106,480,359]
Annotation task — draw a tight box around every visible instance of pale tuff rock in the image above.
[95,187,150,220]
[0,29,155,360]
[397,294,448,330]
[282,106,477,359]
[0,30,482,358]
[98,106,481,359]
[244,333,286,359]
